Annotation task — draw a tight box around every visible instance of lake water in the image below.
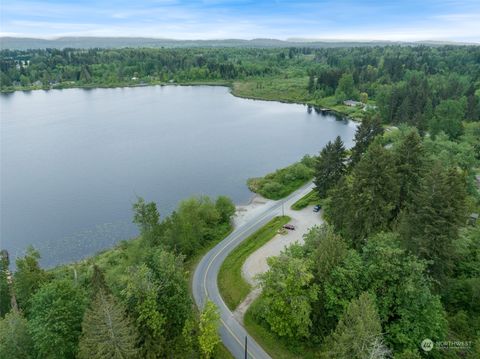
[1,85,357,267]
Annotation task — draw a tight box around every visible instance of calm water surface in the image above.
[0,86,356,267]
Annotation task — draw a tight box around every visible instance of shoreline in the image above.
[0,81,358,120]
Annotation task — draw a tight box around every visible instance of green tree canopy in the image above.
[257,253,319,340]
[314,135,347,198]
[13,246,49,317]
[400,163,467,281]
[321,292,387,359]
[132,197,160,234]
[349,115,384,167]
[198,301,220,359]
[79,286,138,359]
[29,279,87,359]
[0,310,34,359]
[429,98,466,140]
[327,141,399,246]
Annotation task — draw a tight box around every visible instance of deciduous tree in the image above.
[258,254,318,340]
[13,246,49,317]
[198,301,220,359]
[29,279,87,359]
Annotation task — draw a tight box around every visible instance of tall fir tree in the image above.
[79,265,138,358]
[79,282,138,358]
[341,142,399,248]
[314,136,347,198]
[393,129,425,214]
[400,163,467,282]
[349,115,384,168]
[320,292,387,359]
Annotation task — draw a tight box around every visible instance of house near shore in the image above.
[343,99,363,107]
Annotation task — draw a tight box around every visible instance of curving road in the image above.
[192,182,314,359]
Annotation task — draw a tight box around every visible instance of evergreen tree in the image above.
[78,265,138,358]
[393,129,425,213]
[0,310,34,359]
[79,289,138,359]
[0,250,11,318]
[198,301,220,359]
[13,246,49,317]
[345,142,399,245]
[321,292,387,359]
[400,163,467,281]
[322,177,353,241]
[349,115,384,167]
[314,136,347,198]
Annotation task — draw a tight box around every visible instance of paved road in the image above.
[192,182,314,359]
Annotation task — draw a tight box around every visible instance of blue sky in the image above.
[1,0,479,42]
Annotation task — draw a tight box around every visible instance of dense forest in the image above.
[0,196,236,358]
[248,117,480,358]
[1,45,480,129]
[1,44,480,358]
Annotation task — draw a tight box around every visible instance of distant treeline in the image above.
[2,45,479,131]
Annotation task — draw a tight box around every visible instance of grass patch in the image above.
[214,343,235,359]
[290,190,320,210]
[232,77,311,103]
[247,156,315,200]
[218,216,291,311]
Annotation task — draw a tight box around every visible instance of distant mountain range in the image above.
[0,37,477,50]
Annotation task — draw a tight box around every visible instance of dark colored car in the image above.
[313,205,321,212]
[283,224,295,230]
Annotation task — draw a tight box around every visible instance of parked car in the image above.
[283,224,295,230]
[313,205,321,212]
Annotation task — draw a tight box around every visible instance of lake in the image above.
[0,85,357,267]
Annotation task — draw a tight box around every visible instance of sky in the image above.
[1,0,479,42]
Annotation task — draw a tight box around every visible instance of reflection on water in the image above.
[1,85,356,267]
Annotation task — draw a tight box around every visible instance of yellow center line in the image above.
[202,210,277,359]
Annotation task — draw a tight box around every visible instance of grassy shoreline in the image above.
[217,216,290,311]
[1,79,359,120]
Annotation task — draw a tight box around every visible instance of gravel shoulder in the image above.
[242,203,323,286]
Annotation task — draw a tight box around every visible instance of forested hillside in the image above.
[0,196,236,358]
[1,46,480,129]
[248,119,480,358]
